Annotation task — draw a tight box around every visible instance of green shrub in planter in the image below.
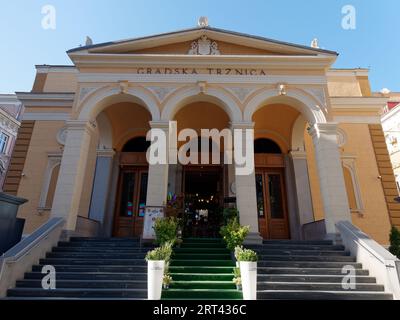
[235,246,258,262]
[389,226,400,258]
[154,217,178,246]
[223,207,239,224]
[220,218,250,251]
[145,241,173,262]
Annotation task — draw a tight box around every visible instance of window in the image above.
[0,133,9,154]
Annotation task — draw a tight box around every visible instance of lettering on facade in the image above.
[133,67,267,76]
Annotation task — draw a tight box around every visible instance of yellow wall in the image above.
[16,121,65,233]
[340,124,392,243]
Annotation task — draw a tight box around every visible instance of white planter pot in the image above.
[147,260,165,300]
[239,261,257,300]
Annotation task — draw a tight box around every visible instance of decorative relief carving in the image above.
[56,126,68,145]
[226,87,254,102]
[304,87,327,106]
[79,87,96,101]
[337,128,347,147]
[0,113,19,134]
[188,35,220,55]
[147,86,177,102]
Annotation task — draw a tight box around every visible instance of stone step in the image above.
[248,244,345,251]
[15,279,147,289]
[257,267,369,275]
[256,261,362,268]
[172,253,232,260]
[69,237,140,242]
[32,265,147,273]
[169,266,235,274]
[162,288,242,300]
[262,240,333,245]
[39,258,146,266]
[174,247,230,254]
[180,243,226,249]
[253,249,350,256]
[46,252,147,259]
[257,282,385,292]
[57,241,146,248]
[170,281,235,290]
[52,247,153,253]
[258,255,355,262]
[257,274,376,283]
[257,290,393,300]
[170,259,235,267]
[183,238,224,244]
[7,288,147,299]
[24,272,147,281]
[170,273,234,281]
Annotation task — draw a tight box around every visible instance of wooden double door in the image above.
[255,168,290,239]
[113,166,148,237]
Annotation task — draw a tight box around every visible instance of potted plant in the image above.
[163,273,172,289]
[220,218,250,259]
[232,267,242,290]
[235,246,258,300]
[153,217,178,246]
[145,242,173,300]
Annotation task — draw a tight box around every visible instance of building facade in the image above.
[5,25,399,244]
[382,95,400,194]
[0,94,22,190]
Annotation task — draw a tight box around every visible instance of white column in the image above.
[52,120,95,231]
[309,123,351,238]
[145,121,169,207]
[88,149,115,224]
[232,122,262,244]
[290,151,314,226]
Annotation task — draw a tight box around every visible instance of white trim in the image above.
[382,104,400,123]
[327,69,370,77]
[161,85,242,122]
[332,115,381,124]
[38,154,62,210]
[70,52,336,70]
[330,97,388,108]
[22,113,71,121]
[36,65,77,74]
[342,155,364,215]
[77,73,328,85]
[244,87,327,124]
[16,93,75,108]
[77,85,160,121]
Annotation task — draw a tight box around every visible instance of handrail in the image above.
[336,220,400,300]
[0,217,65,297]
[1,217,64,260]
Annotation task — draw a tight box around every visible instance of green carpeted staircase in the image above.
[162,238,242,300]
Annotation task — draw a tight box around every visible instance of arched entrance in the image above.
[97,101,152,237]
[172,101,230,238]
[254,138,290,239]
[113,136,150,237]
[252,103,301,239]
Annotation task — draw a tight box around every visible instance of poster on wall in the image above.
[143,206,165,240]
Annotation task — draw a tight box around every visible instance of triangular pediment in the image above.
[67,26,337,57]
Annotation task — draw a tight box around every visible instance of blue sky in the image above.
[0,0,398,93]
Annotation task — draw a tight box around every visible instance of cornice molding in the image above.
[70,53,336,70]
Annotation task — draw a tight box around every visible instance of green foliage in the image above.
[163,274,172,285]
[220,218,249,251]
[153,217,178,246]
[145,241,173,262]
[389,226,400,258]
[235,246,258,262]
[233,267,241,278]
[223,207,239,224]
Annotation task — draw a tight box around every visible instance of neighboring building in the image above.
[381,94,400,195]
[4,24,399,245]
[0,94,22,190]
